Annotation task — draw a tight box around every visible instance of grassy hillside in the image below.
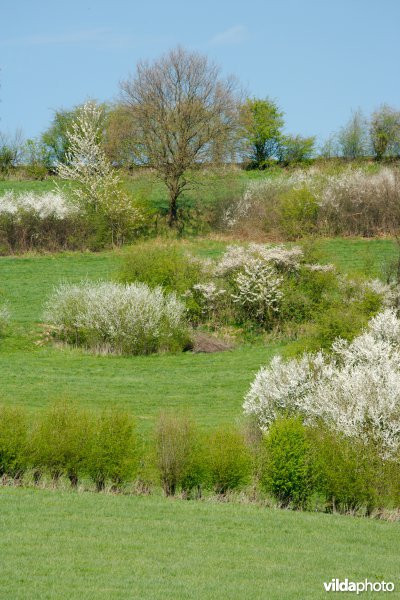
[0,488,398,600]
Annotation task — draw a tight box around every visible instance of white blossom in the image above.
[215,243,303,276]
[244,309,400,457]
[44,281,188,355]
[192,282,226,312]
[0,191,76,220]
[56,101,142,236]
[232,259,283,321]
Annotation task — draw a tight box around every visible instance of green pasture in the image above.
[0,488,398,600]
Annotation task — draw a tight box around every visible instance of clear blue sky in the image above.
[1,0,399,145]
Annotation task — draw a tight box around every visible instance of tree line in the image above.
[1,46,400,226]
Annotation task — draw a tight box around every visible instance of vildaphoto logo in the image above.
[323,579,395,594]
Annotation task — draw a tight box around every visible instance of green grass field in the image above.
[0,488,398,599]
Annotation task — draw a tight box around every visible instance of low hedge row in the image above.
[0,405,398,514]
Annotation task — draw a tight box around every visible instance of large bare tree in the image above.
[120,47,241,226]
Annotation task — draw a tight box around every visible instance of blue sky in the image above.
[1,0,399,145]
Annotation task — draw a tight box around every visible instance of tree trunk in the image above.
[168,189,179,227]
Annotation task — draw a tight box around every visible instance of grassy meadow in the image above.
[0,488,399,600]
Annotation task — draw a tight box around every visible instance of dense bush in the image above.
[206,427,252,494]
[224,166,400,238]
[120,241,206,294]
[184,243,382,336]
[85,410,138,491]
[0,191,103,253]
[0,407,29,479]
[30,404,92,485]
[44,281,190,355]
[261,417,314,508]
[0,188,143,253]
[244,309,400,459]
[278,187,318,238]
[155,413,206,496]
[310,426,380,513]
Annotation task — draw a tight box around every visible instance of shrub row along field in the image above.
[1,403,399,515]
[2,163,400,252]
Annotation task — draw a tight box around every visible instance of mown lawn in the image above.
[0,488,398,600]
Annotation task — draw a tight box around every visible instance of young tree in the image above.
[370,104,400,160]
[277,134,316,165]
[240,97,284,168]
[120,46,241,226]
[0,130,24,175]
[338,110,370,159]
[103,105,137,168]
[56,101,141,244]
[319,134,340,159]
[42,103,108,165]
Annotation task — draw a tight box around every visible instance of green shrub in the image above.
[207,426,252,494]
[261,417,315,508]
[119,240,204,295]
[86,410,138,491]
[0,406,29,479]
[30,403,92,485]
[310,427,380,513]
[278,187,319,239]
[280,267,337,324]
[380,458,400,508]
[155,412,206,497]
[314,306,369,350]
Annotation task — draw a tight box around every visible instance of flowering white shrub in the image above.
[0,304,10,335]
[232,260,283,322]
[215,243,303,276]
[57,101,142,242]
[0,191,76,220]
[192,282,226,316]
[202,243,301,324]
[230,166,400,236]
[44,281,189,355]
[317,168,399,211]
[244,309,400,457]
